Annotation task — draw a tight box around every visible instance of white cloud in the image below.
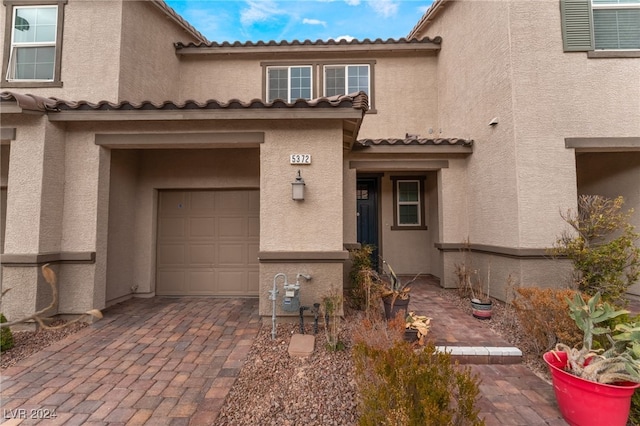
[368,0,399,17]
[240,1,284,26]
[345,0,361,5]
[303,18,327,27]
[334,35,355,42]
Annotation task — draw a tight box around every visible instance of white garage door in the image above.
[156,190,259,296]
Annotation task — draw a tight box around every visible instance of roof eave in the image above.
[46,108,365,122]
[407,0,449,40]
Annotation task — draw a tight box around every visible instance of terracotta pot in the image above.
[543,351,640,426]
[382,295,409,320]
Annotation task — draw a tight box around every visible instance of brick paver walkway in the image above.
[1,297,260,425]
[410,276,568,425]
[1,278,574,425]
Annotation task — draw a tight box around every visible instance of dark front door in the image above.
[357,178,379,269]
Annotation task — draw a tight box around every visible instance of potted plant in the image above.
[404,311,431,345]
[543,292,640,426]
[379,260,420,320]
[469,265,492,320]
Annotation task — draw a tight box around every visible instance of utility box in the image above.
[282,284,300,312]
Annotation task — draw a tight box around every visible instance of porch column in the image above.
[1,117,66,324]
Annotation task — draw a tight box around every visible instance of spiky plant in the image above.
[553,292,640,384]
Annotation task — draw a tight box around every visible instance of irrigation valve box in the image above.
[282,284,300,312]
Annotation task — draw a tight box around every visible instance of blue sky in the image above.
[164,0,433,43]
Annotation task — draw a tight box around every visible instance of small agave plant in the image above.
[379,260,419,304]
[552,292,640,384]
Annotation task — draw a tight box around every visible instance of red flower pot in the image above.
[543,351,640,426]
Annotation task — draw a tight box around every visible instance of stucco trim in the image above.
[1,251,96,266]
[47,109,365,122]
[435,243,549,259]
[565,137,640,152]
[349,160,449,171]
[258,251,350,263]
[0,128,16,140]
[96,132,265,148]
[587,50,640,59]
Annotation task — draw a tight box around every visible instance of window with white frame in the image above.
[324,64,370,97]
[266,66,312,102]
[391,177,427,230]
[5,4,61,83]
[592,0,640,50]
[560,0,640,52]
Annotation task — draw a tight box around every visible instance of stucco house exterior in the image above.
[1,0,638,323]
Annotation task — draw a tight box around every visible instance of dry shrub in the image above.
[512,287,583,356]
[351,312,405,351]
[353,338,484,426]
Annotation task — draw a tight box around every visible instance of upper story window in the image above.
[324,64,370,97]
[592,0,640,49]
[560,0,640,54]
[262,60,376,110]
[266,65,312,102]
[2,1,66,87]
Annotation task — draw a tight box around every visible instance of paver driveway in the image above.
[1,297,260,425]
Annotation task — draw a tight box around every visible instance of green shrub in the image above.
[630,391,640,426]
[353,340,484,426]
[0,313,14,352]
[551,195,640,307]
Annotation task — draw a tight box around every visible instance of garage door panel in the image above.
[158,244,185,265]
[190,191,215,211]
[157,190,259,296]
[215,191,248,211]
[247,270,259,293]
[159,218,186,238]
[218,244,245,266]
[218,217,246,238]
[189,244,215,265]
[189,270,215,293]
[157,270,186,295]
[189,217,215,238]
[160,192,187,215]
[217,271,246,293]
[248,216,259,237]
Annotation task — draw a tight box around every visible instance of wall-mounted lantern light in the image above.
[292,170,305,201]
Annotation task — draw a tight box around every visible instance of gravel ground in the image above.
[215,321,359,426]
[0,320,89,370]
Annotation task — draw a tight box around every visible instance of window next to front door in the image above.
[391,176,427,230]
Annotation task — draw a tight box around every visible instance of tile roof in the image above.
[175,36,442,50]
[358,137,473,147]
[1,92,369,114]
[152,0,208,43]
[407,0,449,40]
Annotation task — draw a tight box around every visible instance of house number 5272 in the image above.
[290,154,311,164]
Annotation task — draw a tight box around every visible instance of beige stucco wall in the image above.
[179,58,262,101]
[106,149,140,303]
[415,0,640,295]
[118,1,199,102]
[260,122,344,251]
[358,56,438,139]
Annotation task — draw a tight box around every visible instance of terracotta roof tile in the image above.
[175,36,442,50]
[1,91,369,114]
[358,137,473,147]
